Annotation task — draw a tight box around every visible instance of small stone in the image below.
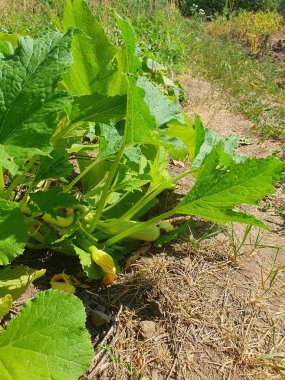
[140,320,156,339]
[90,310,111,327]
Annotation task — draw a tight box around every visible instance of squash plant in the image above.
[0,0,284,378]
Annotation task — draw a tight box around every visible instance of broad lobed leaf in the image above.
[0,294,12,322]
[0,290,93,380]
[176,145,285,227]
[62,0,116,94]
[0,31,73,174]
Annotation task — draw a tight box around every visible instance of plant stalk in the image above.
[122,167,198,220]
[122,184,165,220]
[102,191,131,213]
[89,145,125,232]
[0,165,5,197]
[63,155,114,193]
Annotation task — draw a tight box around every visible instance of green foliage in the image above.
[208,11,283,53]
[0,0,64,36]
[278,0,285,13]
[0,200,28,265]
[0,1,284,378]
[0,0,283,278]
[0,290,93,380]
[177,0,281,16]
[185,19,285,139]
[0,31,73,174]
[100,343,142,379]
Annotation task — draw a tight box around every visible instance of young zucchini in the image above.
[98,219,160,241]
[42,213,74,228]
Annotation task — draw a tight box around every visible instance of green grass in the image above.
[1,0,284,140]
[185,23,285,140]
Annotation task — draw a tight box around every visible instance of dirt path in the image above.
[89,75,285,380]
[184,74,285,244]
[184,75,282,157]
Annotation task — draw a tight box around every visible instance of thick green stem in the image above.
[102,191,130,213]
[104,209,175,247]
[171,167,199,183]
[0,165,4,196]
[122,167,199,220]
[89,145,125,232]
[122,184,165,220]
[63,155,114,194]
[4,157,38,200]
[78,224,98,245]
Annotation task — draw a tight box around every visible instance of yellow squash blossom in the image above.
[89,246,117,284]
[50,273,76,294]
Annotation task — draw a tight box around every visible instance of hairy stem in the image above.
[122,184,165,220]
[63,155,114,194]
[122,167,198,220]
[0,165,4,196]
[89,145,125,232]
[102,191,131,213]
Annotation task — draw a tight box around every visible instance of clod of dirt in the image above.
[140,320,156,339]
[90,310,111,327]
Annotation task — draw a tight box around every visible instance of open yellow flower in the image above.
[50,273,76,294]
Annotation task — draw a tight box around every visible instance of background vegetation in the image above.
[0,0,284,139]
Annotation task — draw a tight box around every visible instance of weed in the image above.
[259,248,285,297]
[224,225,262,261]
[208,11,283,54]
[100,343,143,380]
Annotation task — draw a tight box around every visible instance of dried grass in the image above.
[84,236,285,380]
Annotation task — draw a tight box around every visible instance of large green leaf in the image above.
[175,146,285,227]
[0,266,45,301]
[141,145,172,190]
[114,165,151,192]
[113,12,141,74]
[62,0,116,94]
[0,200,28,265]
[165,115,195,160]
[36,142,73,182]
[0,32,73,174]
[69,93,127,124]
[0,33,18,57]
[192,115,240,168]
[137,76,185,126]
[125,77,157,144]
[93,12,140,96]
[0,290,93,380]
[96,123,124,159]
